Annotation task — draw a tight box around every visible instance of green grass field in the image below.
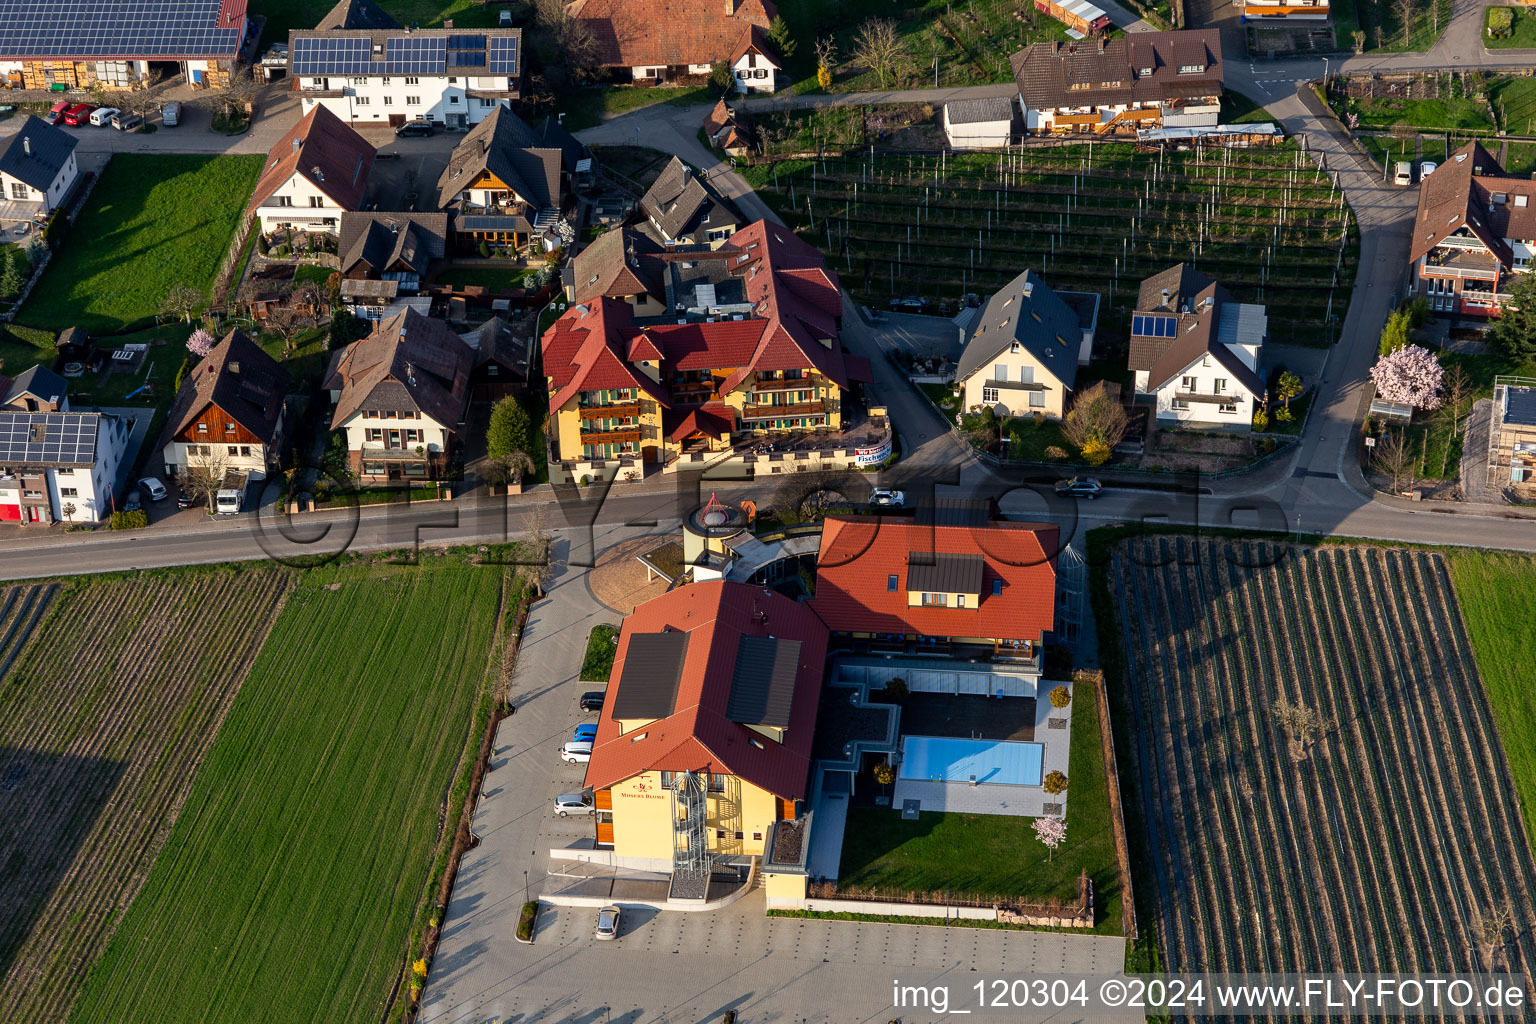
[70,562,507,1024]
[20,154,262,334]
[1446,551,1536,854]
[1495,77,1536,136]
[1486,5,1536,48]
[581,623,619,681]
[1343,94,1495,133]
[836,681,1121,934]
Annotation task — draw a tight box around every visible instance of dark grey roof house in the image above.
[638,156,742,247]
[3,364,70,412]
[0,115,80,214]
[338,212,449,283]
[955,269,1100,419]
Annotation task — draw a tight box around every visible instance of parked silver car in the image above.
[595,905,621,940]
[553,793,595,816]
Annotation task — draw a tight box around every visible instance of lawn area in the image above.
[254,0,500,47]
[20,154,263,334]
[1445,551,1536,854]
[1342,94,1495,133]
[917,381,958,415]
[1494,76,1536,136]
[1220,91,1276,125]
[837,683,1121,934]
[1359,133,1414,172]
[0,322,57,378]
[1351,0,1451,52]
[1002,416,1070,461]
[1486,5,1536,48]
[293,263,336,286]
[1505,142,1536,176]
[561,86,713,132]
[581,622,620,681]
[69,561,509,1024]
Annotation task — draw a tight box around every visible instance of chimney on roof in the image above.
[292,137,301,154]
[1098,36,1107,52]
[1023,279,1034,298]
[406,360,416,386]
[22,137,30,157]
[1161,287,1170,305]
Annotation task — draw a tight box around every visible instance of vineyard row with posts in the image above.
[744,143,1356,345]
[1109,538,1536,997]
[0,570,294,1024]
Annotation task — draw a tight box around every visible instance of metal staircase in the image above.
[668,770,713,901]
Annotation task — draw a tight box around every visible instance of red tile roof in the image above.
[812,516,1059,643]
[540,219,852,409]
[542,299,670,410]
[666,401,734,441]
[247,105,375,217]
[570,0,777,69]
[583,581,828,799]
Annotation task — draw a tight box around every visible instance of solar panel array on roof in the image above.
[292,35,372,74]
[488,35,518,73]
[0,412,100,466]
[386,34,445,73]
[610,631,690,719]
[1505,386,1536,427]
[0,0,244,58]
[725,636,802,729]
[1132,314,1177,338]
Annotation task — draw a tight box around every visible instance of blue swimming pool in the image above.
[898,736,1044,787]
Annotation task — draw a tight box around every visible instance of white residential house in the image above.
[954,269,1100,421]
[0,369,129,524]
[0,115,80,216]
[1130,264,1267,430]
[247,104,375,235]
[323,308,472,481]
[943,97,1013,149]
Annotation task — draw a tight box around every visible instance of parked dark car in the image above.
[1054,477,1103,499]
[579,690,605,712]
[121,490,143,513]
[177,488,196,509]
[394,119,434,137]
[889,296,931,313]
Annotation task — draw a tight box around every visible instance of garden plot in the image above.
[0,570,293,1024]
[1109,538,1536,989]
[745,143,1354,345]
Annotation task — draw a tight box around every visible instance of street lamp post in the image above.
[1321,57,1330,93]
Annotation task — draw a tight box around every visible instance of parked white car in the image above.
[595,905,621,940]
[1420,161,1438,180]
[1393,161,1413,187]
[553,793,595,816]
[89,107,120,127]
[560,741,592,764]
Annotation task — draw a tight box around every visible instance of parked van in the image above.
[88,106,120,127]
[215,470,248,514]
[1393,161,1413,187]
[112,110,144,131]
[44,100,70,124]
[161,101,181,127]
[62,103,95,126]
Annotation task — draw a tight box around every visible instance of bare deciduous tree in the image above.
[185,447,230,513]
[160,283,204,323]
[1272,697,1325,762]
[1392,0,1415,44]
[1371,433,1412,492]
[267,284,321,356]
[850,18,912,89]
[1437,363,1472,478]
[1474,904,1515,971]
[534,0,602,82]
[814,35,838,69]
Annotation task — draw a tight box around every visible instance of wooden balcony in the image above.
[740,401,827,420]
[579,428,643,445]
[579,402,641,420]
[752,376,817,393]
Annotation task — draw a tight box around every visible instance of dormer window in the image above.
[1178,63,1205,74]
[1138,66,1152,76]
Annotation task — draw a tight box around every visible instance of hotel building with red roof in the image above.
[541,219,874,482]
[580,580,828,882]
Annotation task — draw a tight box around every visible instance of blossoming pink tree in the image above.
[1032,815,1066,862]
[186,328,216,358]
[1369,344,1443,410]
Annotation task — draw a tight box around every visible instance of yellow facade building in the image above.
[542,220,871,482]
[581,581,828,880]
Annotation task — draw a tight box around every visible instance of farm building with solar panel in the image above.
[289,0,520,129]
[1129,263,1268,430]
[0,0,250,91]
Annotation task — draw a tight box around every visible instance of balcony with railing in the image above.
[740,401,828,421]
[751,375,818,393]
[579,427,643,446]
[578,402,641,420]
